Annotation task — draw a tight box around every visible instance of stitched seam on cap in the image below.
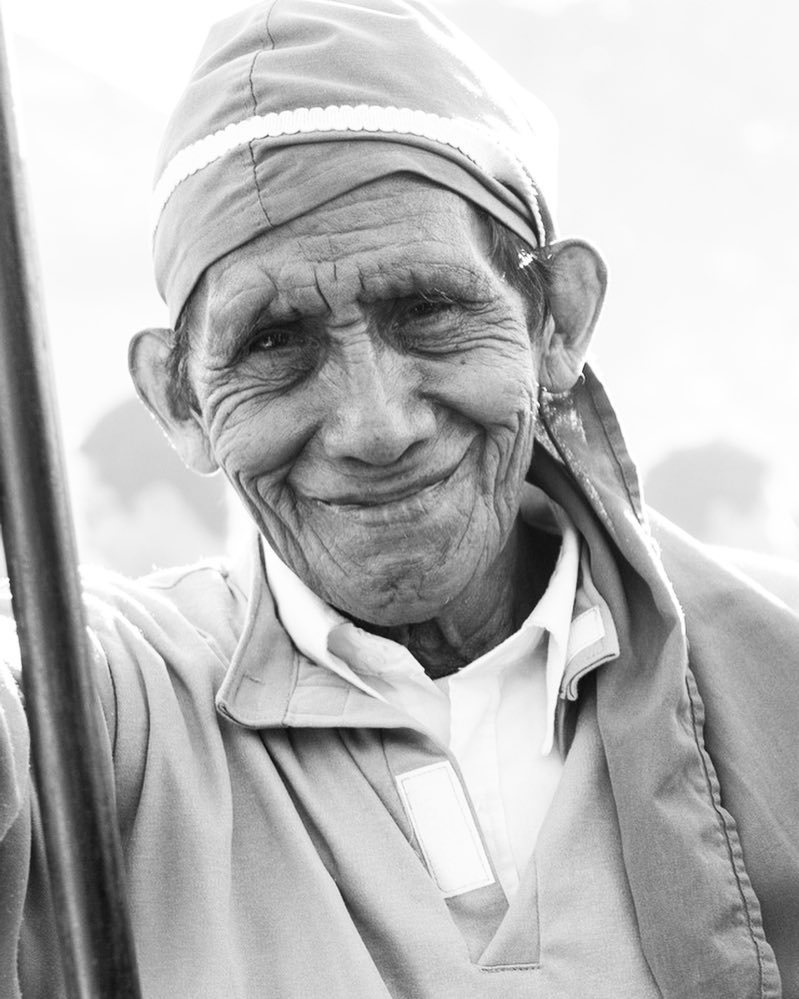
[246,1,277,226]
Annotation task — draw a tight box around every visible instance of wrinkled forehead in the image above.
[188,177,500,332]
[152,0,558,327]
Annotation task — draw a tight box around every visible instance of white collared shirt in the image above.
[262,484,607,899]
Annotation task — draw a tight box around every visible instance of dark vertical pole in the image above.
[0,12,142,999]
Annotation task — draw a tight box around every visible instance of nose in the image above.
[320,341,436,465]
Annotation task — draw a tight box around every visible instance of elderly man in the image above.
[1,1,798,997]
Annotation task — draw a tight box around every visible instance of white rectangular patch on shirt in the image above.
[395,761,495,898]
[566,605,605,665]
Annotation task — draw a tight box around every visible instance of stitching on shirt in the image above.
[376,731,418,848]
[478,963,541,973]
[684,669,767,993]
[474,853,544,972]
[395,761,494,896]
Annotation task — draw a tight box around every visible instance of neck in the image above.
[357,518,559,680]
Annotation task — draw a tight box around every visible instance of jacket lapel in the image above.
[535,368,782,999]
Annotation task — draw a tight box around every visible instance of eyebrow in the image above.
[356,261,494,304]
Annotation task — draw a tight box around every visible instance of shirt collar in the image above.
[217,483,619,736]
[260,484,589,749]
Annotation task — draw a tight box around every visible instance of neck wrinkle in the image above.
[357,519,557,679]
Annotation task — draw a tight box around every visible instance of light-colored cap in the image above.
[153,0,559,325]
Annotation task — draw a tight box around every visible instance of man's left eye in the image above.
[248,328,292,352]
[404,298,455,322]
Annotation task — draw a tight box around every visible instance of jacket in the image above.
[0,365,797,997]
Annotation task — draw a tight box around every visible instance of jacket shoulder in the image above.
[79,558,248,664]
[648,509,799,622]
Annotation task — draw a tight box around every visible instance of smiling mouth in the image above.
[311,462,463,510]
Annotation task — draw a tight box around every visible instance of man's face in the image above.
[184,178,544,624]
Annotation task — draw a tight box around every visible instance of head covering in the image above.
[153,0,559,325]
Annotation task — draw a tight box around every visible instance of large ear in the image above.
[128,328,219,474]
[538,238,607,393]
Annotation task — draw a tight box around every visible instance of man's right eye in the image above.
[405,298,454,322]
[400,295,457,325]
[248,328,292,352]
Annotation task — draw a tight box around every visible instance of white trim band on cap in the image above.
[151,103,546,241]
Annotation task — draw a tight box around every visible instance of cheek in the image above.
[203,381,313,479]
[425,339,539,441]
[458,340,540,498]
[198,385,319,547]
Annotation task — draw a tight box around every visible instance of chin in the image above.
[324,554,475,627]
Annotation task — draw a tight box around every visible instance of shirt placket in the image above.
[449,666,521,899]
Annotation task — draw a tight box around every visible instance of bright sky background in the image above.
[4,0,600,113]
[4,0,243,111]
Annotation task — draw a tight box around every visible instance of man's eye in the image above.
[404,298,455,322]
[232,324,319,388]
[248,328,292,352]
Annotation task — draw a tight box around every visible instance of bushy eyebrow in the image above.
[356,261,495,304]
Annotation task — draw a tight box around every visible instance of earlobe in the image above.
[128,328,219,474]
[538,239,607,393]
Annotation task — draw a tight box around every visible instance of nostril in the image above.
[322,395,435,466]
[319,347,436,464]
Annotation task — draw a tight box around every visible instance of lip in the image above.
[310,461,462,510]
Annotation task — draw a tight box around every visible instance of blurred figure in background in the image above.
[645,439,799,609]
[76,397,230,576]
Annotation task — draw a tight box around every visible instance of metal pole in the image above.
[0,13,142,998]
